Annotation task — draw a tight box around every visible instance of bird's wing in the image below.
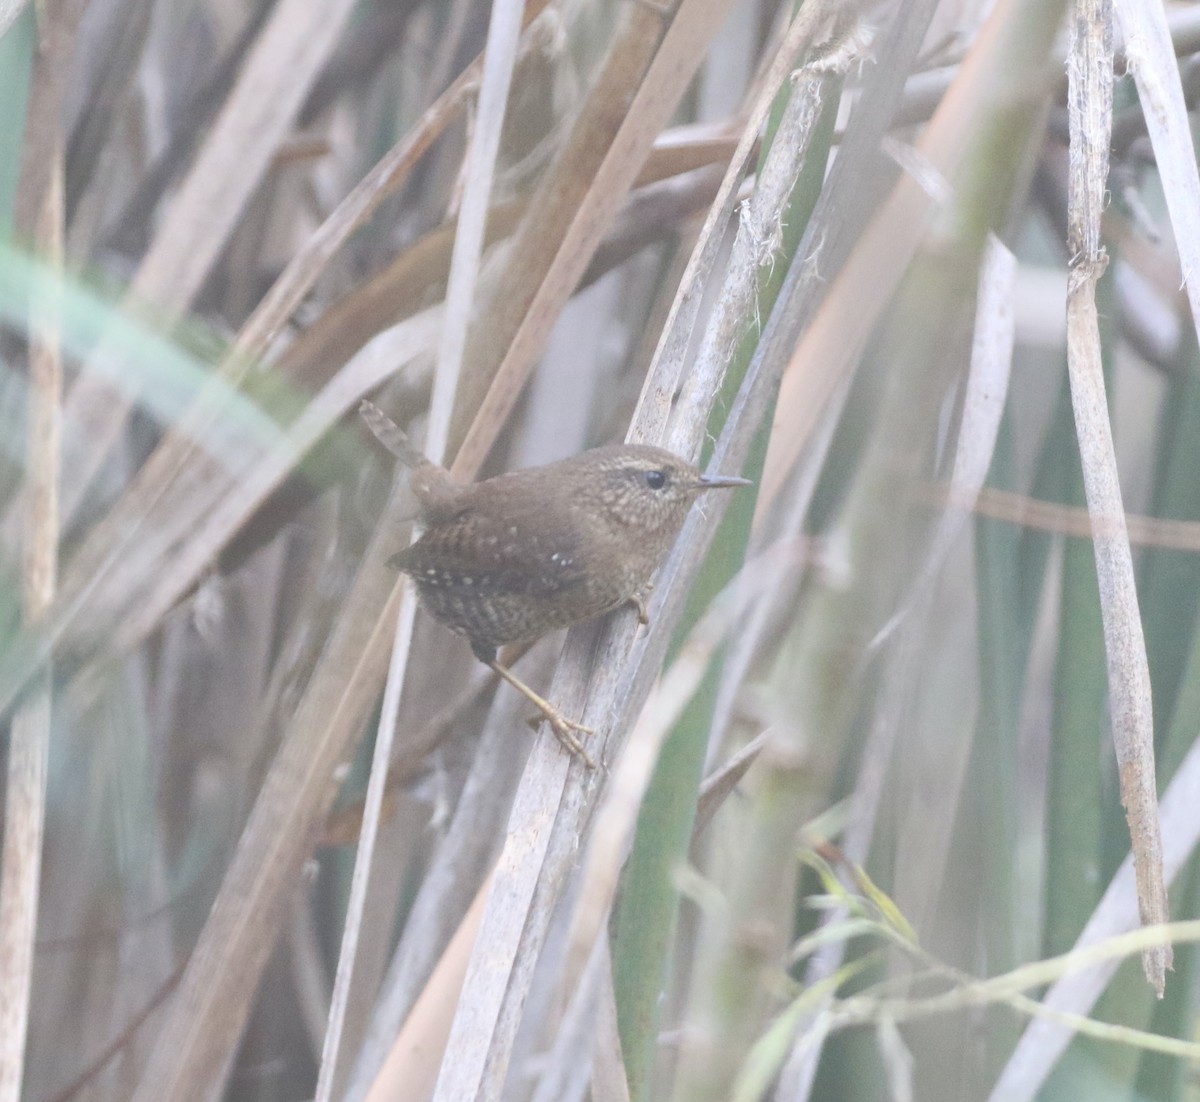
[389,499,589,599]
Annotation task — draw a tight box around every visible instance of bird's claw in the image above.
[527,709,596,768]
[629,591,651,628]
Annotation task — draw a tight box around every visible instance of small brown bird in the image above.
[361,401,750,766]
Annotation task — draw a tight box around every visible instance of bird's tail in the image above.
[359,400,433,471]
[359,399,464,522]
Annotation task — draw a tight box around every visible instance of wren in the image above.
[360,400,750,766]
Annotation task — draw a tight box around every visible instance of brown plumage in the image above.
[361,401,750,765]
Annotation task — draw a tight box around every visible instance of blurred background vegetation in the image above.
[2,0,1200,1100]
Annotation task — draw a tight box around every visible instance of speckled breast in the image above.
[408,564,636,650]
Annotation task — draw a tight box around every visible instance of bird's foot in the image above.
[489,658,597,768]
[528,706,596,768]
[628,588,652,628]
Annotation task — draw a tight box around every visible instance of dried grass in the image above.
[3,2,1200,1101]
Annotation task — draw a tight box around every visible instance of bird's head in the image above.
[572,444,751,542]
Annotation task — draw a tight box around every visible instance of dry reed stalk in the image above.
[990,711,1200,1099]
[314,0,527,1094]
[0,2,74,1094]
[544,16,863,1083]
[780,236,1017,1098]
[430,0,775,1095]
[1064,0,1169,994]
[362,875,491,1102]
[960,486,1200,550]
[635,2,840,446]
[55,0,362,527]
[130,566,407,1100]
[448,0,737,478]
[0,4,551,725]
[686,0,1068,1094]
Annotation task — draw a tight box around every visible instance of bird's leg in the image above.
[486,659,596,769]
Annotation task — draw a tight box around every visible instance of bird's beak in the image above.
[698,473,753,489]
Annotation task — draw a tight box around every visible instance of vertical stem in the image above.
[311,0,526,1093]
[0,4,67,1092]
[1065,0,1170,992]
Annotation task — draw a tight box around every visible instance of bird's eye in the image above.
[644,470,667,490]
